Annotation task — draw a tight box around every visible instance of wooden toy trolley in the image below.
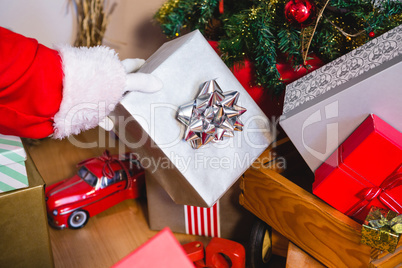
[239,138,402,268]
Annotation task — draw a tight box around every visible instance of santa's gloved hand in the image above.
[53,45,162,139]
[0,27,161,139]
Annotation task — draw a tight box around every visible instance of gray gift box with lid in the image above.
[280,25,402,172]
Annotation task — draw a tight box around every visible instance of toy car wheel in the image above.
[247,218,272,268]
[68,210,89,229]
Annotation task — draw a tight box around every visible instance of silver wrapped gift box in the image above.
[111,30,274,207]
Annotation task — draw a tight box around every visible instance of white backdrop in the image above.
[0,0,75,46]
[0,0,167,59]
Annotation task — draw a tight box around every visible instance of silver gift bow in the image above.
[177,80,247,149]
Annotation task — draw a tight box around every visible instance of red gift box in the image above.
[313,114,402,223]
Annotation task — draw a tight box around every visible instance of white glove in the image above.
[121,58,162,93]
[52,45,162,139]
[98,58,162,131]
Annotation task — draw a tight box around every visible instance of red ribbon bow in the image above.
[346,163,402,218]
[77,150,125,179]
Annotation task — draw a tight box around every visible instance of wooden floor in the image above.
[26,128,212,268]
[47,198,211,268]
[25,127,341,267]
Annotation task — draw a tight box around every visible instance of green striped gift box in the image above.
[0,135,28,193]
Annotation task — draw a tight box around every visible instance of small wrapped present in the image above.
[279,25,402,171]
[0,134,28,192]
[361,206,402,253]
[313,114,402,223]
[0,145,53,267]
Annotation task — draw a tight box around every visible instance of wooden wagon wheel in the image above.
[247,218,272,268]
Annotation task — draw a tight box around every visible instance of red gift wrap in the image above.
[313,114,402,223]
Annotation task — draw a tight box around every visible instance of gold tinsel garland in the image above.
[156,0,182,36]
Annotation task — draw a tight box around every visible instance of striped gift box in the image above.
[0,135,28,193]
[184,203,220,237]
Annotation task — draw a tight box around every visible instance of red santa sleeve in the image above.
[0,27,127,139]
[0,27,63,139]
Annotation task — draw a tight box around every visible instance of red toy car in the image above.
[45,150,144,229]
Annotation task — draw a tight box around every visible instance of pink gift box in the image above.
[112,228,194,268]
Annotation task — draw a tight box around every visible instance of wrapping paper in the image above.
[313,114,402,223]
[280,25,402,171]
[112,30,274,207]
[0,142,54,267]
[0,134,28,192]
[112,228,194,268]
[361,207,401,253]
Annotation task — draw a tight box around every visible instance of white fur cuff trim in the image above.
[53,45,126,139]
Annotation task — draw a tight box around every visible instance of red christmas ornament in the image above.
[284,0,316,27]
[369,31,375,38]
